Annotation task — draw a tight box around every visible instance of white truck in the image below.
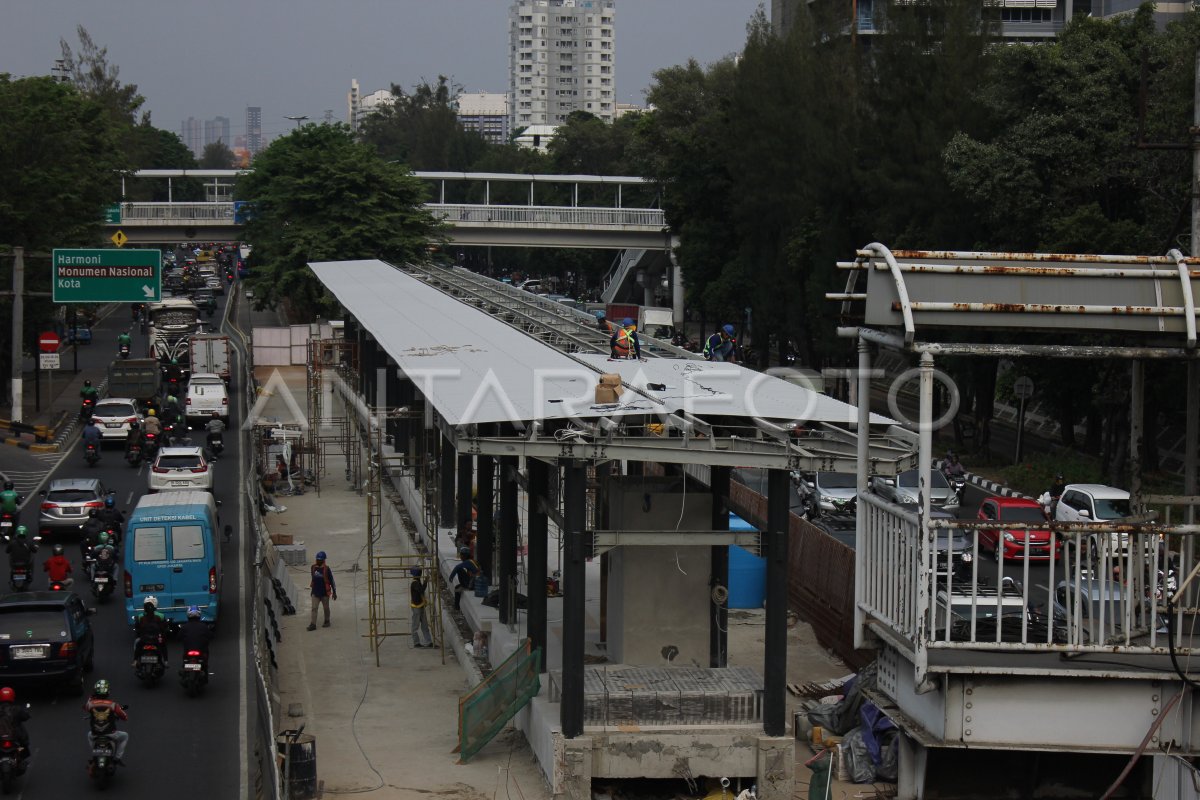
[188,334,232,385]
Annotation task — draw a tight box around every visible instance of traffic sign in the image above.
[104,204,121,224]
[52,249,161,303]
[1013,376,1035,400]
[37,331,60,352]
[110,230,128,247]
[39,353,60,370]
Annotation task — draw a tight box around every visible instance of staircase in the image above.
[600,248,646,304]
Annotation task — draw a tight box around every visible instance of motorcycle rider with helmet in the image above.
[0,687,31,759]
[205,412,226,460]
[84,680,128,765]
[179,606,212,665]
[43,544,73,588]
[133,596,169,667]
[79,380,99,405]
[142,409,162,438]
[0,481,20,520]
[95,496,124,546]
[116,330,132,352]
[124,420,144,459]
[93,532,117,573]
[5,527,36,572]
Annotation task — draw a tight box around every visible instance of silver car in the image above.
[870,469,960,512]
[38,478,108,536]
[795,471,858,517]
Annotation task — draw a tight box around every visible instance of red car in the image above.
[977,496,1058,561]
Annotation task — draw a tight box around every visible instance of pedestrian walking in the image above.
[409,567,433,648]
[307,551,337,631]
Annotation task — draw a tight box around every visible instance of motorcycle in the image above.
[179,650,208,697]
[8,564,31,593]
[126,442,143,467]
[0,512,15,540]
[142,432,159,459]
[0,731,28,793]
[80,398,95,421]
[84,442,100,467]
[207,433,224,461]
[942,468,967,504]
[134,638,165,686]
[87,723,127,789]
[47,579,67,592]
[91,561,115,602]
[118,343,130,359]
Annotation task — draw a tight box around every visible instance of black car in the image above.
[0,592,95,693]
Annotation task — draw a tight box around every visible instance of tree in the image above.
[126,125,200,201]
[234,123,444,318]
[200,141,236,170]
[359,76,490,171]
[59,26,146,126]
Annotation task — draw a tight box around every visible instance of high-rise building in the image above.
[180,117,203,158]
[246,106,262,156]
[458,92,511,144]
[508,0,616,131]
[348,79,396,133]
[204,116,231,148]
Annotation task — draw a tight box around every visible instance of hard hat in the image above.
[623,317,633,327]
[596,310,606,318]
[459,547,471,559]
[316,551,327,561]
[723,324,735,335]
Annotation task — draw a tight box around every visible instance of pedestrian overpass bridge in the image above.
[110,169,671,249]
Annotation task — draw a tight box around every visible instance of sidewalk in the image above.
[257,366,857,798]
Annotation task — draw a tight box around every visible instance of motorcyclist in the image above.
[162,394,182,424]
[179,606,212,664]
[0,482,20,522]
[142,409,162,438]
[162,359,185,391]
[205,412,226,459]
[124,420,144,458]
[943,451,966,479]
[93,532,118,576]
[95,496,125,545]
[43,544,74,588]
[81,419,103,454]
[116,330,132,350]
[133,596,169,667]
[130,303,142,322]
[84,680,128,766]
[0,687,31,758]
[5,527,36,570]
[79,380,99,404]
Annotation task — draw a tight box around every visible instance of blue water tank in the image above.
[726,514,765,609]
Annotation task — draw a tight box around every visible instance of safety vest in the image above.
[613,327,633,357]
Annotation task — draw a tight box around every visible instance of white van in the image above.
[186,372,229,426]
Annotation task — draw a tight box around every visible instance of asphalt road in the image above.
[0,280,252,796]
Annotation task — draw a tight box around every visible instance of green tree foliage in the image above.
[59,25,147,126]
[125,126,200,201]
[234,123,444,317]
[359,77,491,171]
[200,140,236,170]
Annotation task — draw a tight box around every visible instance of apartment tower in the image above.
[509,0,616,132]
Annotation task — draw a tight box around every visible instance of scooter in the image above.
[142,432,160,459]
[80,398,96,421]
[207,433,224,462]
[84,442,100,467]
[179,650,208,697]
[0,512,15,540]
[8,564,32,593]
[87,714,127,790]
[134,637,165,686]
[126,442,143,467]
[118,343,130,359]
[0,730,29,794]
[91,560,115,602]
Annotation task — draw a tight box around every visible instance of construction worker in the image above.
[703,324,738,363]
[610,317,641,360]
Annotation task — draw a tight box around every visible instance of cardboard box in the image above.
[595,373,625,405]
[270,533,294,546]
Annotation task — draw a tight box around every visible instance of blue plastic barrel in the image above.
[474,574,491,598]
[726,514,766,609]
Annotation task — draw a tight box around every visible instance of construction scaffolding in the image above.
[305,338,361,496]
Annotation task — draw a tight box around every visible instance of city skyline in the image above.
[4,0,760,142]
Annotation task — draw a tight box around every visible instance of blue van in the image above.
[123,491,222,626]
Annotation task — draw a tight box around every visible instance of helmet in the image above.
[148,409,156,416]
[98,532,109,545]
[84,380,92,387]
[596,310,606,319]
[52,544,63,556]
[459,547,471,559]
[171,358,178,366]
[623,317,634,327]
[104,495,115,508]
[143,595,158,610]
[410,567,422,577]
[3,481,12,490]
[129,420,139,430]
[93,680,110,698]
[0,688,14,704]
[315,551,327,561]
[88,509,98,518]
[723,324,735,336]
[187,606,201,619]
[14,526,26,539]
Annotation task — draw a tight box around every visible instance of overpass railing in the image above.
[114,201,666,230]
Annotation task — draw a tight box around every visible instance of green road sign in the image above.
[104,204,121,224]
[52,248,162,303]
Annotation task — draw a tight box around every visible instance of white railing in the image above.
[858,492,1200,683]
[114,201,667,230]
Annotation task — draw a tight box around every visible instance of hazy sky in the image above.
[4,0,763,142]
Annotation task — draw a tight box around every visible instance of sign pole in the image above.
[9,247,23,423]
[72,306,79,374]
[1015,397,1026,465]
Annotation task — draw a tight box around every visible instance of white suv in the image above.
[148,446,213,492]
[186,372,229,427]
[1055,484,1135,560]
[90,398,142,441]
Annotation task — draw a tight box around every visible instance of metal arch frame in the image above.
[862,242,917,344]
[1169,248,1198,348]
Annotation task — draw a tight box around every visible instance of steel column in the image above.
[561,459,587,738]
[477,453,495,579]
[1187,362,1198,526]
[498,455,519,625]
[854,337,871,650]
[385,362,400,448]
[710,465,730,667]
[527,458,549,671]
[457,453,474,541]
[764,468,790,737]
[915,351,934,691]
[1131,360,1144,503]
[439,433,456,529]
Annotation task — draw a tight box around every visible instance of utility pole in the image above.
[1186,49,1200,524]
[9,247,23,423]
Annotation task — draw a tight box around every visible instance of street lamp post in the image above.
[284,115,309,130]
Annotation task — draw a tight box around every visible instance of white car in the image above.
[90,398,142,441]
[1055,484,1135,559]
[186,373,229,426]
[148,446,213,493]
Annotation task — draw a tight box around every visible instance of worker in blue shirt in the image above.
[610,318,642,360]
[703,325,738,363]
